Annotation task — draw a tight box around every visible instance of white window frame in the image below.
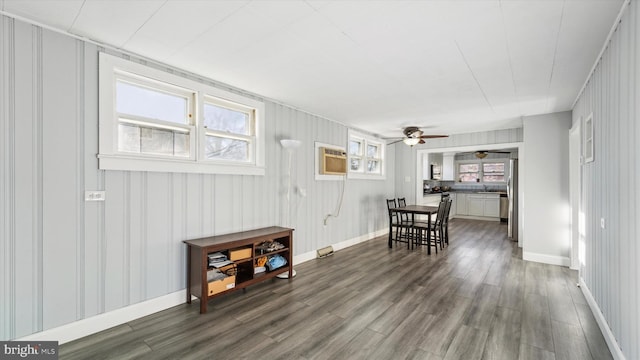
[584,113,594,163]
[481,161,506,183]
[347,130,385,180]
[99,53,265,175]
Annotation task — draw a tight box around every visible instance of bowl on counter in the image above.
[441,186,451,191]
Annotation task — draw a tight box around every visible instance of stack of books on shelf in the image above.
[207,252,237,282]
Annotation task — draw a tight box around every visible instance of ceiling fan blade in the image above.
[419,139,425,144]
[419,135,449,139]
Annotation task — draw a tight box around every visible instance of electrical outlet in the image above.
[85,191,105,201]
[600,217,605,229]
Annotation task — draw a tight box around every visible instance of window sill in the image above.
[98,154,265,176]
[347,172,386,180]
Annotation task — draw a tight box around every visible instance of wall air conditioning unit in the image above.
[320,147,347,175]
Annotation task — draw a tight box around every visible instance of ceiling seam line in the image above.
[454,40,495,113]
[546,0,565,113]
[499,0,521,115]
[68,0,86,32]
[120,0,169,49]
[166,1,253,59]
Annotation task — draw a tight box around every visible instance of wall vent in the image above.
[316,246,334,258]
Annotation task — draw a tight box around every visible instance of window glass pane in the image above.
[483,163,505,173]
[205,136,248,161]
[459,173,479,182]
[367,144,378,158]
[118,123,190,157]
[459,163,479,173]
[116,80,188,124]
[350,158,362,171]
[204,103,249,135]
[367,160,379,173]
[349,140,362,156]
[118,123,141,153]
[483,175,505,182]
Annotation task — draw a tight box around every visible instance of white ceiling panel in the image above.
[1,0,625,138]
[2,0,83,30]
[124,0,249,61]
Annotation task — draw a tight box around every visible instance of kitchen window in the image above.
[458,163,480,182]
[99,53,265,175]
[457,160,508,183]
[348,130,384,179]
[482,162,505,182]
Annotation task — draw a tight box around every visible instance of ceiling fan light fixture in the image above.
[475,151,488,159]
[403,138,420,146]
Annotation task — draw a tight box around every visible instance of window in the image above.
[203,97,254,162]
[99,53,265,175]
[457,160,508,183]
[115,76,194,158]
[584,113,594,163]
[458,163,480,182]
[348,130,385,179]
[482,162,505,182]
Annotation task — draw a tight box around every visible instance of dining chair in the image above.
[396,198,415,243]
[386,199,410,247]
[442,199,453,246]
[414,200,447,253]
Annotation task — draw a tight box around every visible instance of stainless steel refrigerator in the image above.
[507,159,518,241]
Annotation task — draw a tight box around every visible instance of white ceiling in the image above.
[0,0,624,139]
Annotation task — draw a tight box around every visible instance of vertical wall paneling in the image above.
[41,29,79,330]
[82,42,100,318]
[1,14,394,340]
[573,1,640,358]
[1,15,16,340]
[74,39,85,321]
[15,19,39,338]
[31,23,43,335]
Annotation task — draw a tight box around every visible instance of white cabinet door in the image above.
[448,193,456,217]
[484,197,500,217]
[456,193,467,215]
[442,154,455,180]
[467,195,484,216]
[484,198,500,217]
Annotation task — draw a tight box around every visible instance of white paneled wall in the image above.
[0,15,392,340]
[572,1,639,358]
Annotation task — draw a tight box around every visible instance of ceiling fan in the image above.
[387,126,448,146]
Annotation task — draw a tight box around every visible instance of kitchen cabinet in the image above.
[422,194,442,206]
[467,195,484,216]
[453,192,500,219]
[442,154,455,181]
[456,193,468,215]
[484,197,500,217]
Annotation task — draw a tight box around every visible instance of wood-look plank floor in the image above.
[59,219,613,360]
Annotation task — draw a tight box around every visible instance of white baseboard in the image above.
[579,278,626,360]
[523,251,570,267]
[17,228,387,345]
[17,290,186,345]
[293,228,387,265]
[451,215,500,222]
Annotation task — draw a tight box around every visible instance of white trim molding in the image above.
[580,278,626,360]
[523,251,570,267]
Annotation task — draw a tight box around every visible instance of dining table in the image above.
[388,205,439,253]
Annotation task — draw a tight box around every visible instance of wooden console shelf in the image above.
[183,226,294,314]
